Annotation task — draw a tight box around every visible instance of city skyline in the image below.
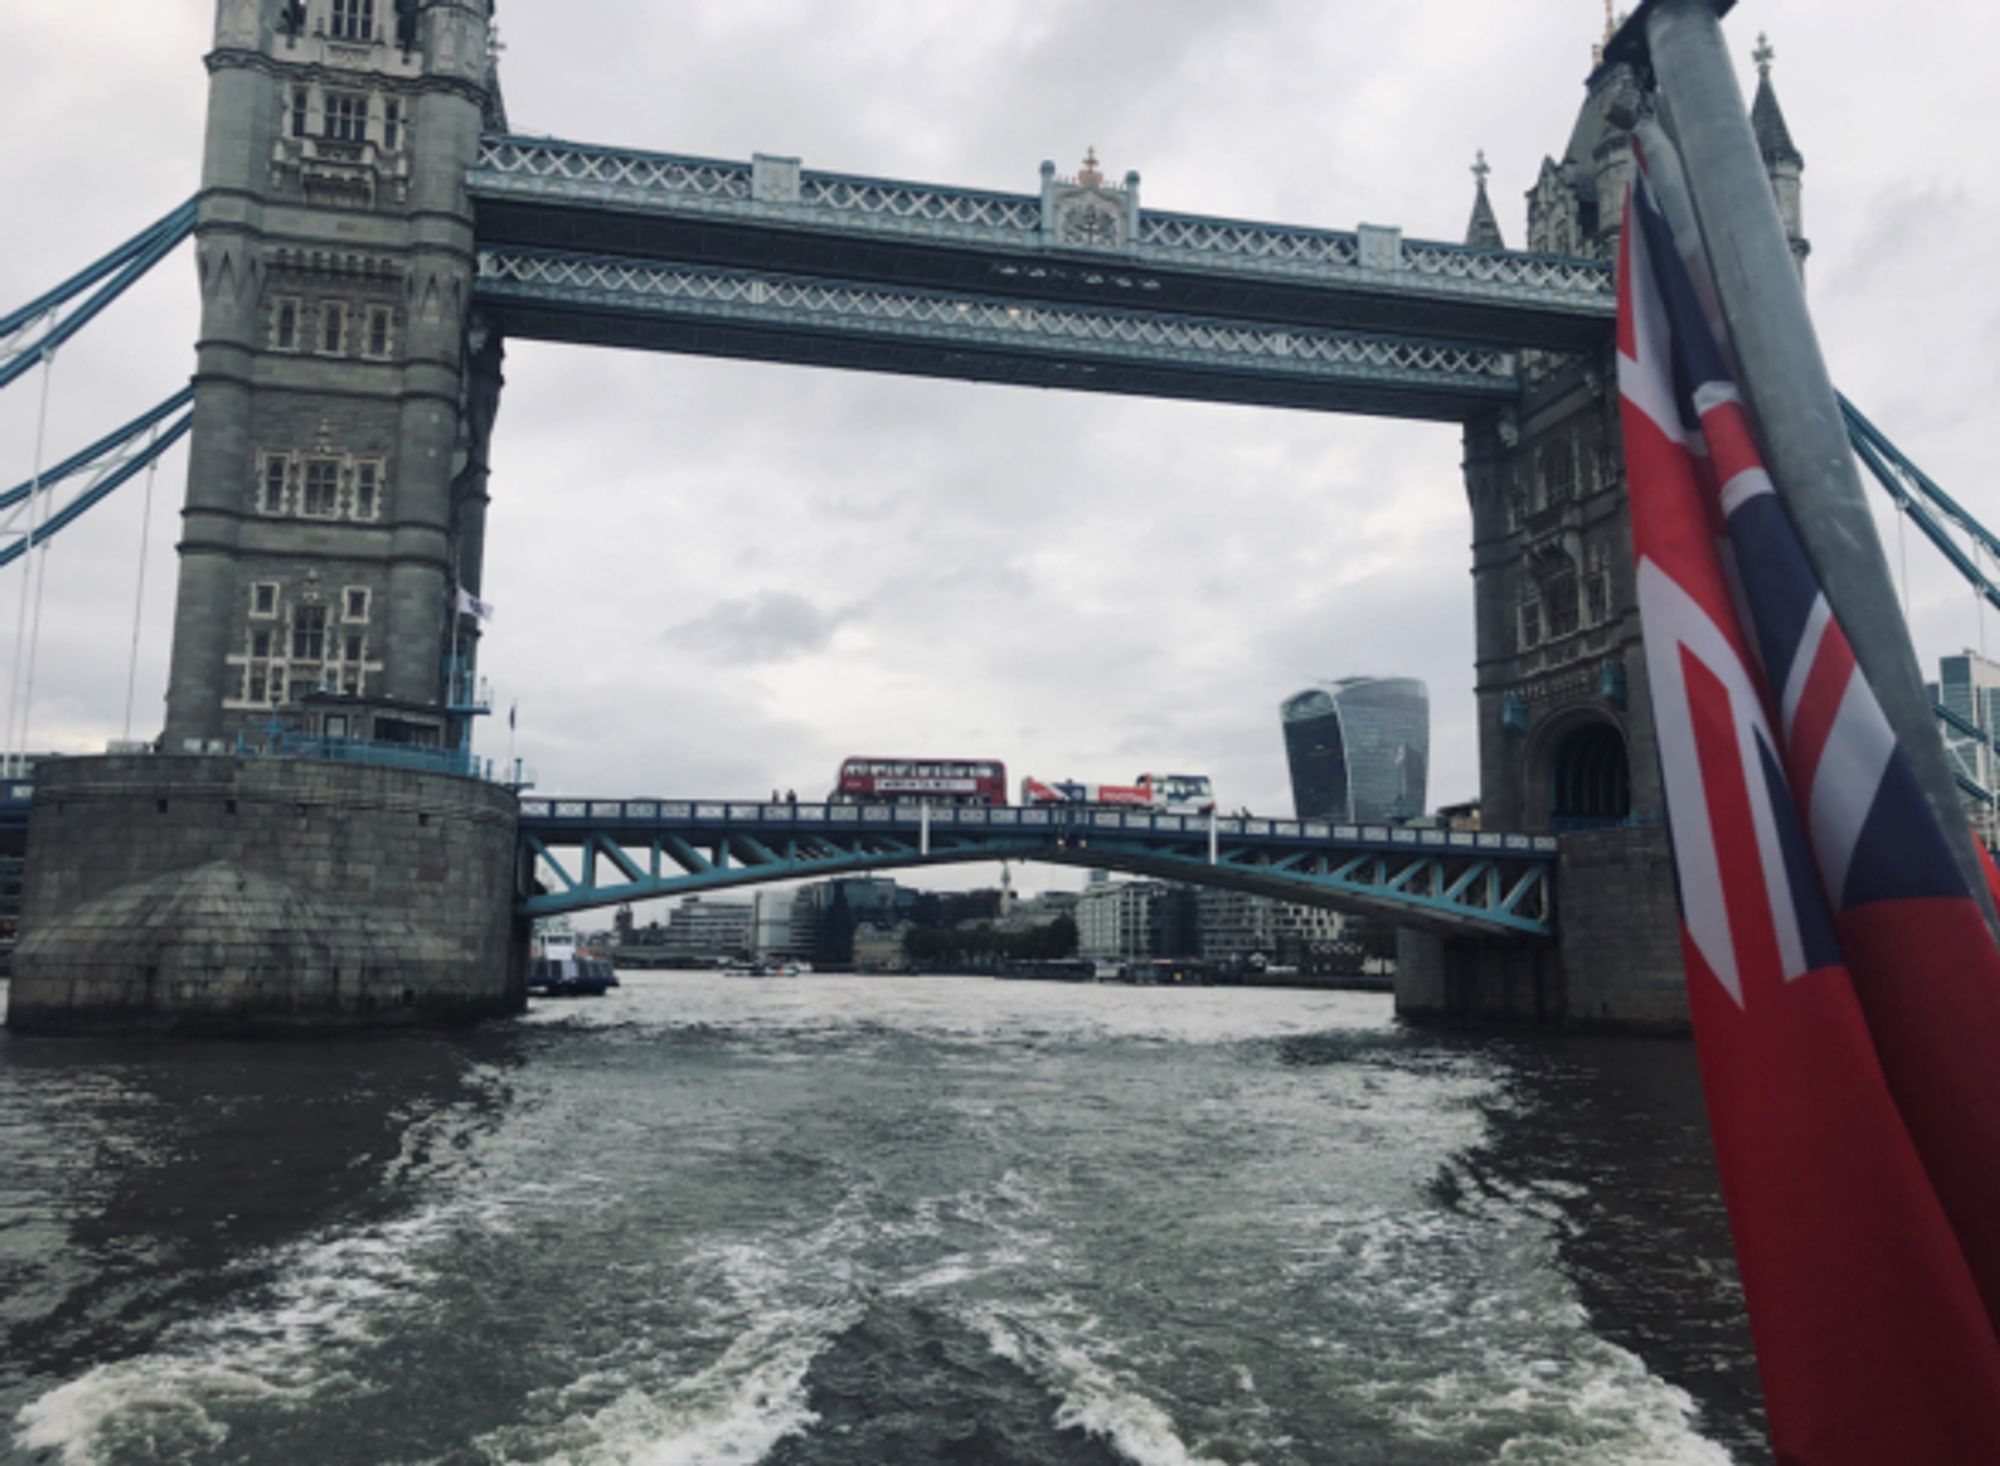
[2,2,1995,901]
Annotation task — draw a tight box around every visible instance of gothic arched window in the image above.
[1540,441,1576,507]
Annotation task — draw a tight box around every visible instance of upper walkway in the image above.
[520,796,1558,938]
[468,137,1615,420]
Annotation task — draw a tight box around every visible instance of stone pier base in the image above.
[1396,824,1688,1034]
[7,755,525,1034]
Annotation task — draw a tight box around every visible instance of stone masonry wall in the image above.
[1395,825,1688,1034]
[8,754,524,1033]
[1552,824,1687,1031]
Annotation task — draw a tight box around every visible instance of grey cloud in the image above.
[666,591,852,666]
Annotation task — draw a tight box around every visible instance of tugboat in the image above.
[527,919,620,997]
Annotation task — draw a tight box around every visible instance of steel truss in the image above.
[476,248,1519,417]
[519,799,1557,937]
[470,138,1612,315]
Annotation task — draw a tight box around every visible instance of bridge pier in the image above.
[6,756,524,1034]
[1396,824,1685,1033]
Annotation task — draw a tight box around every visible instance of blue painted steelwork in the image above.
[0,410,191,567]
[0,199,196,391]
[468,139,1612,352]
[518,798,1557,937]
[1842,412,2000,807]
[1934,699,1998,751]
[0,388,193,511]
[474,249,1520,421]
[240,732,508,782]
[1935,700,2000,811]
[1847,417,2000,614]
[468,135,1625,419]
[1844,397,2000,567]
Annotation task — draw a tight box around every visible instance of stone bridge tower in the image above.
[163,0,505,756]
[1409,37,1808,1027]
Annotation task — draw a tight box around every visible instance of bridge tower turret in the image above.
[163,0,505,755]
[1749,34,1809,278]
[1436,44,1665,1026]
[1427,32,1815,1029]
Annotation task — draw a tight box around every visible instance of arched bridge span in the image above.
[520,798,1556,938]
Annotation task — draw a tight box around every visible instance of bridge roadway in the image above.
[467,137,1616,421]
[520,796,1558,937]
[0,780,1557,937]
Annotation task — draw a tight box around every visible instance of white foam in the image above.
[11,1192,531,1465]
[486,1327,828,1466]
[962,1302,1229,1466]
[1289,1204,1740,1464]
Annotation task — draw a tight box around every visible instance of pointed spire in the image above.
[1591,2,1625,69]
[1749,33,1803,168]
[1465,150,1504,250]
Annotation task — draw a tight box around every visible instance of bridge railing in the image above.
[243,733,513,784]
[470,137,1615,308]
[517,797,1559,854]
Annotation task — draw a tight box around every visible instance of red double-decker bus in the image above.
[831,757,1008,807]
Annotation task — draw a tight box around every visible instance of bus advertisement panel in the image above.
[833,758,1008,807]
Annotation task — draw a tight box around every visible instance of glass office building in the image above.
[1280,677,1429,823]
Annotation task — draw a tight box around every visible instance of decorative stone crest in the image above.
[1040,148,1140,251]
[751,153,802,206]
[1356,223,1403,272]
[216,0,262,47]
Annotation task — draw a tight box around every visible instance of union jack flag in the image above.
[1620,125,2000,1462]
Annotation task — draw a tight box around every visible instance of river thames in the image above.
[0,974,1763,1465]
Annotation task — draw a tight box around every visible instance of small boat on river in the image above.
[528,921,619,997]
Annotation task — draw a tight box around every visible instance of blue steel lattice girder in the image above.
[472,249,1521,423]
[523,833,579,893]
[592,832,644,883]
[518,800,1553,936]
[467,138,1612,352]
[659,832,710,874]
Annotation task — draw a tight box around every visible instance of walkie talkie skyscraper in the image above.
[1280,678,1429,823]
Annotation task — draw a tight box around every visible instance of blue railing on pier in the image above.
[0,779,30,834]
[242,733,529,786]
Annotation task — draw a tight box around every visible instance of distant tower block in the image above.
[1280,678,1429,824]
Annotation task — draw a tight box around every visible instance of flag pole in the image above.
[1629,0,2000,935]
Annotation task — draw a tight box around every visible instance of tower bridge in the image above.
[466,137,1612,420]
[465,137,1616,349]
[518,796,1557,937]
[0,1,1842,1033]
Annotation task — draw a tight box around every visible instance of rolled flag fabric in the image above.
[1619,122,2000,1463]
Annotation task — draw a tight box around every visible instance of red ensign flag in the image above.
[1619,126,2000,1464]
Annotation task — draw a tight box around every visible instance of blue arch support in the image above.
[519,798,1557,938]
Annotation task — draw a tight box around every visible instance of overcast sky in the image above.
[2,1,1997,898]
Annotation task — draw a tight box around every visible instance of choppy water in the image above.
[0,973,1764,1465]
